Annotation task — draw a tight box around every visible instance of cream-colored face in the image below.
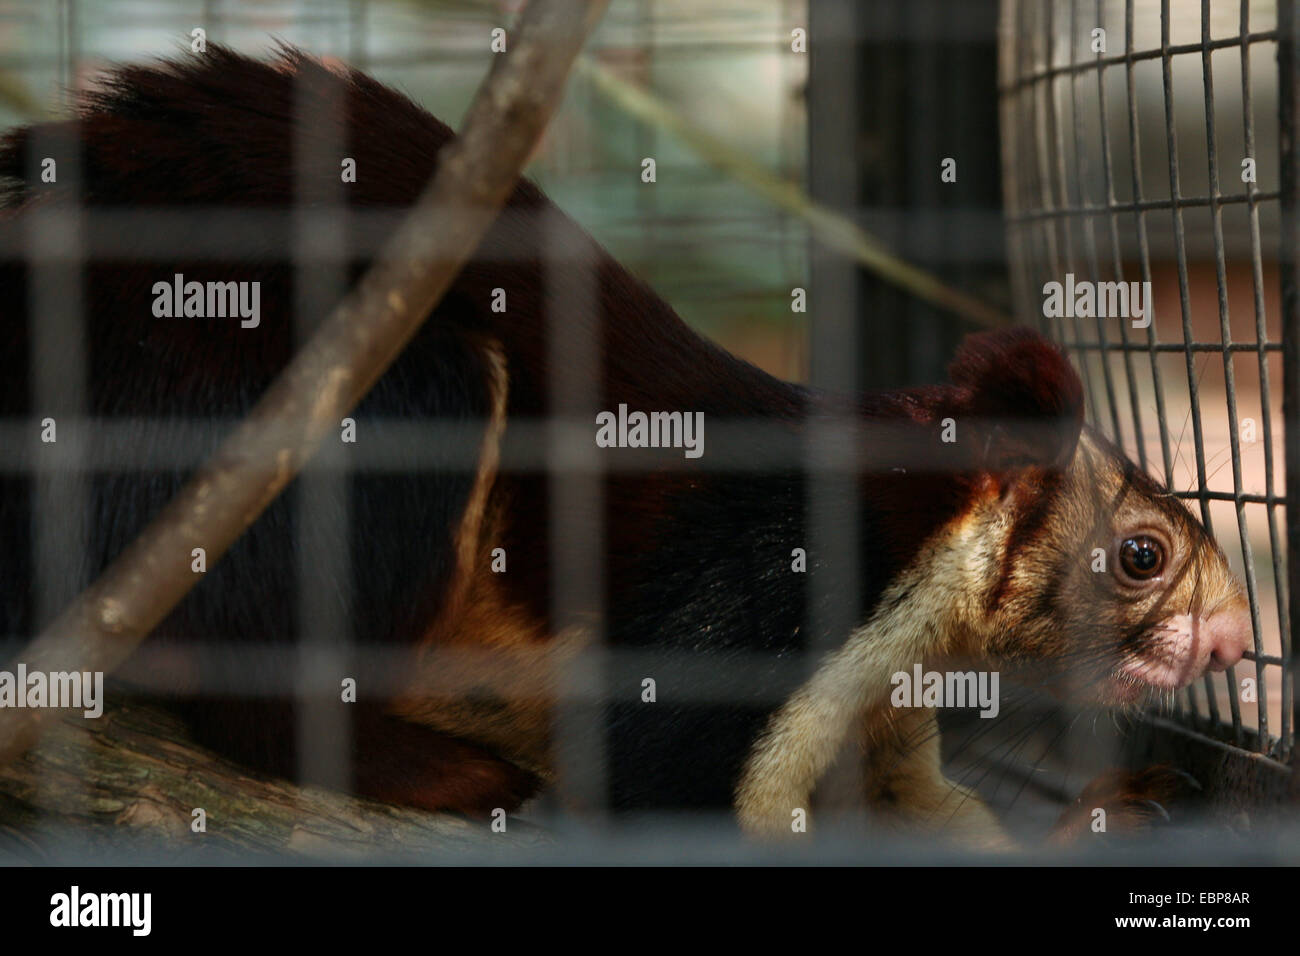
[975,427,1252,707]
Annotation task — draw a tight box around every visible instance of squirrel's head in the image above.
[937,329,1251,706]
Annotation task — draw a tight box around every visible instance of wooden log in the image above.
[0,696,548,862]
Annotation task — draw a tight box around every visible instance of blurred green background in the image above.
[0,0,811,380]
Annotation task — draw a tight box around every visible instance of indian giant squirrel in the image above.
[0,47,1252,846]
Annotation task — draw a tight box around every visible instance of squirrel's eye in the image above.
[1118,535,1165,581]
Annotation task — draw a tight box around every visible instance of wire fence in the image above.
[1000,0,1295,762]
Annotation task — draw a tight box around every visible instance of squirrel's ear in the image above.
[946,328,1085,472]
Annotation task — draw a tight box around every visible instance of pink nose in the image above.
[1200,607,1253,671]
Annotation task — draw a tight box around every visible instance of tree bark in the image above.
[0,696,547,862]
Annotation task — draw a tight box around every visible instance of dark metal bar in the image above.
[1125,0,1177,490]
[1034,1,1067,346]
[1046,0,1105,426]
[1059,341,1283,353]
[1095,0,1148,472]
[1159,0,1226,732]
[1239,0,1291,751]
[1280,0,1300,761]
[1165,490,1279,504]
[1069,3,1126,449]
[1004,190,1283,221]
[1245,650,1288,667]
[1200,0,1254,742]
[997,29,1280,94]
[292,61,354,796]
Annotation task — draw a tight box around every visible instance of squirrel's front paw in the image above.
[1048,765,1200,845]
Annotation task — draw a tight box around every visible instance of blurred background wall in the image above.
[0,0,815,377]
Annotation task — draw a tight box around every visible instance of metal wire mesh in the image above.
[999,0,1295,759]
[1,0,1293,865]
